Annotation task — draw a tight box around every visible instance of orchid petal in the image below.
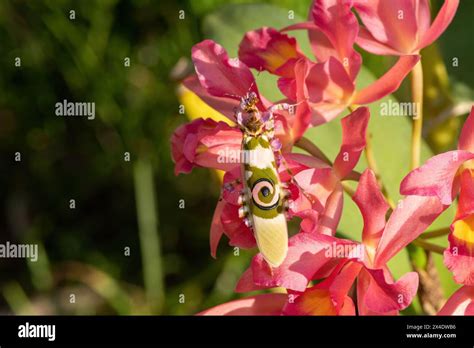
[293,167,338,214]
[333,107,370,179]
[192,40,263,106]
[237,233,350,292]
[210,199,226,258]
[221,201,256,249]
[316,183,344,236]
[283,287,355,316]
[416,0,432,39]
[357,267,398,315]
[458,106,474,152]
[444,171,474,286]
[400,150,474,205]
[356,27,405,56]
[417,0,460,50]
[374,196,445,267]
[303,57,355,125]
[327,261,363,313]
[456,169,474,220]
[444,249,474,286]
[171,118,242,175]
[310,0,361,79]
[438,286,474,315]
[353,169,389,252]
[239,27,302,76]
[353,0,418,54]
[353,55,420,105]
[182,75,239,121]
[363,268,419,313]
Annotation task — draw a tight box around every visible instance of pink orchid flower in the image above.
[181,39,311,154]
[172,39,313,175]
[284,106,370,236]
[237,169,445,315]
[209,102,368,257]
[239,0,420,125]
[400,107,474,285]
[172,39,314,255]
[438,286,474,316]
[353,0,460,56]
[171,117,242,175]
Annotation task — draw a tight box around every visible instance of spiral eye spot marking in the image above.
[251,178,279,210]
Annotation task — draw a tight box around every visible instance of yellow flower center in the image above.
[453,215,474,247]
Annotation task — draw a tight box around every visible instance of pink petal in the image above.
[374,196,445,267]
[171,118,242,175]
[283,260,358,316]
[353,0,419,54]
[197,293,287,315]
[458,106,474,152]
[192,40,264,107]
[456,169,474,220]
[182,75,239,121]
[357,267,398,315]
[333,107,370,179]
[210,199,226,258]
[353,169,389,252]
[417,0,460,51]
[238,233,351,292]
[310,0,361,79]
[295,209,320,234]
[277,77,297,101]
[356,27,406,56]
[438,286,474,315]
[293,167,338,214]
[221,201,256,249]
[293,57,350,127]
[283,283,356,315]
[316,183,344,236]
[362,267,419,313]
[444,249,474,286]
[283,153,331,171]
[353,55,420,105]
[416,0,432,40]
[239,27,302,76]
[444,171,474,286]
[400,150,474,205]
[327,261,363,313]
[273,106,311,149]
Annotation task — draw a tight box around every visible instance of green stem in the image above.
[295,137,332,165]
[411,60,424,170]
[133,158,164,314]
[420,227,451,239]
[412,239,445,255]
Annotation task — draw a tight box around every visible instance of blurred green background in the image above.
[0,0,472,315]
